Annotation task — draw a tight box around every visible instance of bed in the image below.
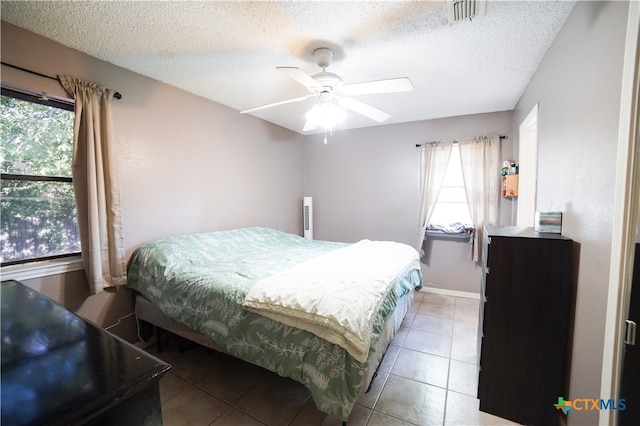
[126,227,422,422]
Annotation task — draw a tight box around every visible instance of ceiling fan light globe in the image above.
[307,102,345,129]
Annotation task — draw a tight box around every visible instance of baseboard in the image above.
[420,286,480,300]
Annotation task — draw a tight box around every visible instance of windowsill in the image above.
[1,256,84,281]
[425,230,474,242]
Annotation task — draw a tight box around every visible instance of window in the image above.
[428,144,473,229]
[1,88,80,265]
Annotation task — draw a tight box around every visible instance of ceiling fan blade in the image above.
[240,94,314,114]
[340,77,413,96]
[338,97,390,122]
[277,66,317,89]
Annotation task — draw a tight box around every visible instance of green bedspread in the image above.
[127,227,422,420]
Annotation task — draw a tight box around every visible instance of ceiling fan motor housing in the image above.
[312,71,343,94]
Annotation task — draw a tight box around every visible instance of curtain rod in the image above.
[415,134,506,148]
[1,61,122,100]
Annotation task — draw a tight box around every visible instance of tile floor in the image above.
[143,291,521,425]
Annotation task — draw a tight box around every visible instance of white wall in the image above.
[304,111,514,294]
[512,1,629,425]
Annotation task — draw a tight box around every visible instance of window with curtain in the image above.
[418,135,500,262]
[428,144,473,231]
[0,88,79,265]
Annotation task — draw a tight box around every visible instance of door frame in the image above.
[601,2,640,425]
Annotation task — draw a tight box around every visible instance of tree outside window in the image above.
[1,89,80,265]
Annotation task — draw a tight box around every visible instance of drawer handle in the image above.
[625,320,636,346]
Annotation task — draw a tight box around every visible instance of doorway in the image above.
[517,104,538,227]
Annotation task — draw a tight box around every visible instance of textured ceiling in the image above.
[1,1,576,135]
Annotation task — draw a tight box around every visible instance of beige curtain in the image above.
[59,75,126,294]
[459,136,500,262]
[417,143,453,252]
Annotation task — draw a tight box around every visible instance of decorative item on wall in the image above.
[501,160,519,198]
[500,160,518,176]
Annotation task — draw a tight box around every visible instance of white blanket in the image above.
[242,240,419,363]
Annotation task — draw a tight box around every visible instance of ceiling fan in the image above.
[240,47,413,132]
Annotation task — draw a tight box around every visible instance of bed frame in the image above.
[134,289,414,423]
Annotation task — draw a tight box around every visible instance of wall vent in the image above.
[303,196,313,240]
[446,0,486,23]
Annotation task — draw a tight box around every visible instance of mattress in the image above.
[127,227,422,420]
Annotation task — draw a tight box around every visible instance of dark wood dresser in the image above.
[1,280,170,426]
[478,226,575,426]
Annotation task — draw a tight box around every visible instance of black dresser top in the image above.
[484,225,572,241]
[1,280,170,426]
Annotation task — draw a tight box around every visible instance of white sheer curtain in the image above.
[417,143,453,252]
[60,75,126,294]
[459,136,501,262]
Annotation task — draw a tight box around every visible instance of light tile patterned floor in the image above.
[144,292,521,425]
